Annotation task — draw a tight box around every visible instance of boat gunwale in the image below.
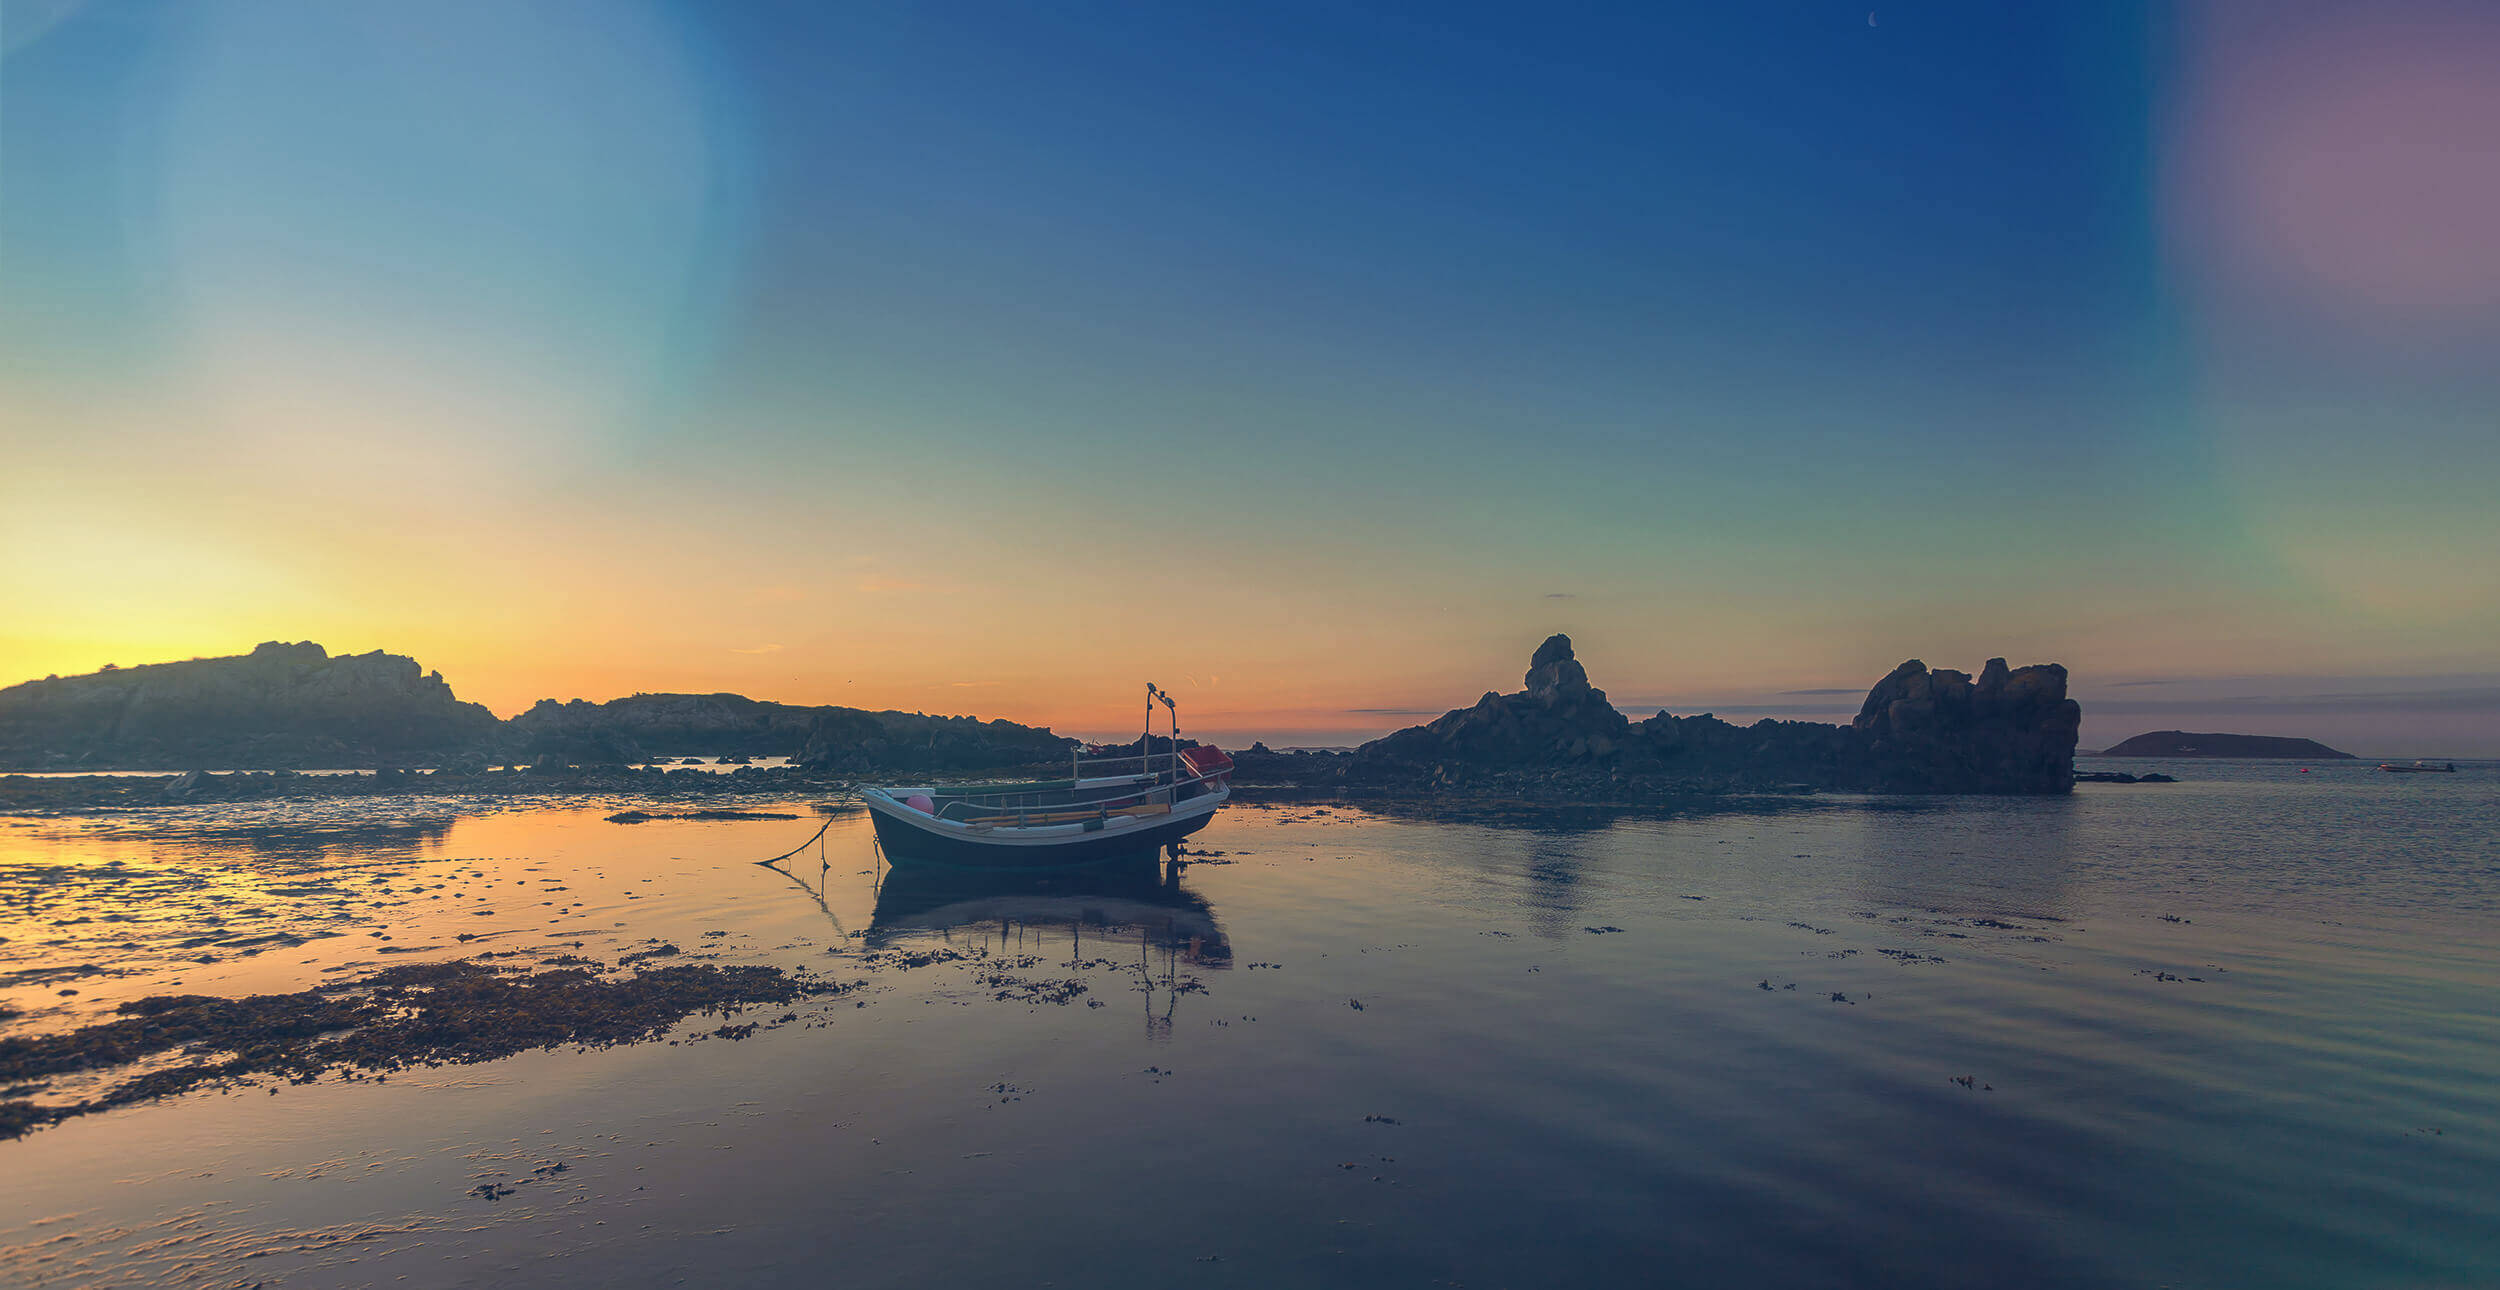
[859,782,1229,847]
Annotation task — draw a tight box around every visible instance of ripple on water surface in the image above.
[0,763,2495,1288]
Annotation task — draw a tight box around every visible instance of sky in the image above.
[4,0,2496,755]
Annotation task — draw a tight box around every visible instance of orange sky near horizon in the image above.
[5,380,2492,745]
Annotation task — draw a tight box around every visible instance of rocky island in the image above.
[1234,635,2081,797]
[2094,731,2355,759]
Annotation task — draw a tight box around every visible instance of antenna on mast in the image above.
[1146,683,1181,772]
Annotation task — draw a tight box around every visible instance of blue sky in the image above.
[4,0,2495,753]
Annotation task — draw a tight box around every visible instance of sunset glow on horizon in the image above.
[7,0,2496,754]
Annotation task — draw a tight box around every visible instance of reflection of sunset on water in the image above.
[3,776,2494,1286]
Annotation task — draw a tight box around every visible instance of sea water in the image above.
[0,758,2492,1288]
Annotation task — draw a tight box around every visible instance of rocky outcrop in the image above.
[2094,731,2353,759]
[1849,658,2082,793]
[1337,636,2080,795]
[1359,635,1630,767]
[0,642,503,770]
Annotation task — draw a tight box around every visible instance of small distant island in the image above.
[2093,731,2355,760]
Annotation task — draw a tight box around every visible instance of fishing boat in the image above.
[2378,760,2457,773]
[860,683,1234,867]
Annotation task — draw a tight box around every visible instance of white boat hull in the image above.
[861,783,1230,867]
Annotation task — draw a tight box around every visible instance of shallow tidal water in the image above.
[1,760,2494,1289]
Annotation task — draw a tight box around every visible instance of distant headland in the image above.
[2092,730,2355,760]
[1,635,2083,804]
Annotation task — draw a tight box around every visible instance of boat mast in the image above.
[1146,682,1179,784]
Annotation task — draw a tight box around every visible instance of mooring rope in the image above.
[755,815,836,867]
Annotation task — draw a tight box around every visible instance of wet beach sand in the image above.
[1,761,2495,1288]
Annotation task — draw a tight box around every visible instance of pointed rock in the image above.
[1524,634,1590,695]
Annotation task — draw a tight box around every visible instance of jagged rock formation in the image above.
[0,642,502,770]
[2095,731,2354,759]
[1361,634,1629,766]
[1846,658,2083,793]
[1334,635,2081,795]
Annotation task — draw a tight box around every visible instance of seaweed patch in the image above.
[0,957,852,1140]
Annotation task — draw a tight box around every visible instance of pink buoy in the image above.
[905,794,935,814]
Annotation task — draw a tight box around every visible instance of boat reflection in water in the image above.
[868,843,1230,1033]
[869,846,1228,962]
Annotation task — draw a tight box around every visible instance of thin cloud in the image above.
[730,643,783,655]
[1347,707,1442,716]
[2079,688,2500,716]
[858,576,923,594]
[1777,688,1860,696]
[950,680,1000,688]
[1541,592,1577,599]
